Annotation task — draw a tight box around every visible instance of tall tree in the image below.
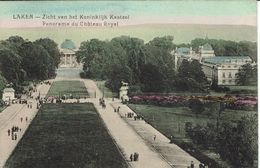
[0,47,22,85]
[34,38,61,68]
[19,42,54,80]
[236,63,257,85]
[140,64,164,92]
[0,73,7,97]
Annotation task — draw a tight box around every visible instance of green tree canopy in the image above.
[236,63,257,85]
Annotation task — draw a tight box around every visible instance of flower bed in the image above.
[130,95,257,111]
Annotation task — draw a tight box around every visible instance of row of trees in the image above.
[0,36,60,94]
[77,36,174,92]
[185,114,257,168]
[77,36,209,93]
[180,38,257,62]
[77,36,257,93]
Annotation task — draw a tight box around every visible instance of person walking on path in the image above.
[130,154,133,162]
[7,129,10,136]
[20,117,23,122]
[191,161,195,168]
[154,135,156,141]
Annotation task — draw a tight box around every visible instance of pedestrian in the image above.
[30,104,32,109]
[26,117,28,122]
[21,117,23,122]
[130,154,133,161]
[8,129,10,136]
[191,161,194,168]
[14,133,17,140]
[154,135,156,141]
[27,104,29,108]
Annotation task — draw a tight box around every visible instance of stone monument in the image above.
[119,81,129,102]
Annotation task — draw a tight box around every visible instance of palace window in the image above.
[228,72,232,78]
[222,72,225,78]
[222,80,226,84]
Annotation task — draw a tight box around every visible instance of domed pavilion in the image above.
[60,39,78,67]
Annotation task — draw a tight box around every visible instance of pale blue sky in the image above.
[0,1,256,18]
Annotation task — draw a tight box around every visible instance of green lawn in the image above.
[227,85,257,91]
[96,81,116,98]
[5,104,127,168]
[47,80,89,98]
[128,104,256,166]
[128,104,256,139]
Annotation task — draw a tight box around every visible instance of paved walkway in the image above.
[0,67,201,168]
[111,102,200,168]
[83,79,201,168]
[0,82,51,167]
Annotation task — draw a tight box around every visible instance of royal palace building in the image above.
[173,42,254,86]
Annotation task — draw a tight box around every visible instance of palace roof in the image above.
[203,56,252,65]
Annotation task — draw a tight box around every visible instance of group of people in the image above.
[114,106,120,112]
[134,115,144,121]
[126,112,134,118]
[8,126,21,141]
[7,115,30,142]
[130,152,139,162]
[27,103,33,109]
[99,98,106,109]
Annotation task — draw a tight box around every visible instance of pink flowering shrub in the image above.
[130,95,257,110]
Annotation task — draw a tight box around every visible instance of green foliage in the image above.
[191,38,257,62]
[217,115,258,167]
[34,38,61,68]
[77,35,176,92]
[176,60,208,92]
[140,64,164,92]
[0,74,7,98]
[188,99,204,116]
[186,114,258,168]
[0,36,60,92]
[78,35,256,93]
[19,42,55,80]
[236,63,257,85]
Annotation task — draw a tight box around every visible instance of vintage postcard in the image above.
[0,1,257,168]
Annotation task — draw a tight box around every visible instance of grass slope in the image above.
[47,80,89,98]
[128,104,256,139]
[5,103,127,168]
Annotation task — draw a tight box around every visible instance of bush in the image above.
[80,72,87,78]
[0,100,5,107]
[128,85,142,96]
[188,99,204,116]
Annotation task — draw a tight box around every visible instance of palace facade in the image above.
[173,42,254,86]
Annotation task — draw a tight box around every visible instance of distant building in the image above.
[59,39,79,67]
[202,56,253,85]
[198,42,215,58]
[173,41,254,86]
[2,88,15,102]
